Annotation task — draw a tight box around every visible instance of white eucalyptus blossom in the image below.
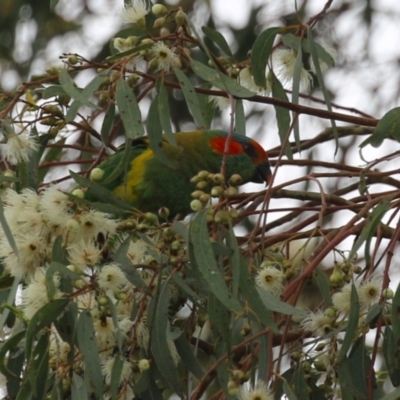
[101,357,132,385]
[239,66,271,95]
[1,132,39,165]
[309,42,336,75]
[238,380,274,400]
[332,283,353,314]
[272,48,312,92]
[301,309,334,336]
[151,42,180,71]
[358,276,382,310]
[21,268,63,319]
[255,266,285,296]
[67,239,102,269]
[97,263,126,291]
[118,0,149,24]
[208,85,230,111]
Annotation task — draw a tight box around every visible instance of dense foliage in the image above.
[0,0,400,399]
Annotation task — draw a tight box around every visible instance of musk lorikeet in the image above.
[87,130,272,217]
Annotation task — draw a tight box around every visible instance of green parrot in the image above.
[87,130,272,217]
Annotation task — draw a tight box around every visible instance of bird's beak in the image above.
[251,160,272,185]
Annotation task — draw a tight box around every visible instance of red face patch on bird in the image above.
[209,136,243,155]
[209,136,268,165]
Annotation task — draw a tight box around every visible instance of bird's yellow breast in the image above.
[113,148,154,203]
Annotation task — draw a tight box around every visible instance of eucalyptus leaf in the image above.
[251,27,281,87]
[115,78,144,139]
[189,209,242,315]
[150,282,183,396]
[76,309,104,399]
[202,26,233,56]
[174,67,207,128]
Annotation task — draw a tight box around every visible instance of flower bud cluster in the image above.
[189,170,242,223]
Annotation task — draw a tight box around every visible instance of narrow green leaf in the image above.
[15,377,32,400]
[283,380,298,400]
[51,236,68,265]
[28,332,49,399]
[0,196,19,256]
[259,290,307,317]
[360,107,400,148]
[358,171,368,195]
[214,342,235,400]
[291,367,309,399]
[338,285,359,361]
[338,357,364,400]
[348,338,373,398]
[270,72,293,160]
[139,376,164,399]
[65,73,104,122]
[349,199,390,262]
[202,26,233,56]
[314,269,332,306]
[189,209,243,314]
[69,170,134,211]
[50,379,62,400]
[65,192,129,215]
[110,354,124,400]
[0,275,21,333]
[5,349,25,398]
[190,59,255,98]
[171,221,188,243]
[226,225,241,298]
[115,78,144,139]
[45,261,80,299]
[251,27,281,87]
[365,303,383,325]
[71,373,89,400]
[211,242,232,257]
[147,96,175,168]
[238,257,278,332]
[208,293,232,344]
[114,236,152,294]
[158,84,175,145]
[307,30,338,153]
[173,67,207,128]
[291,46,302,152]
[38,136,64,182]
[76,309,104,399]
[101,103,115,145]
[391,283,400,347]
[174,334,204,380]
[42,85,67,99]
[53,302,78,344]
[0,330,26,380]
[302,39,334,68]
[235,100,246,135]
[383,327,400,386]
[258,331,270,382]
[281,33,301,50]
[25,299,69,360]
[170,271,203,309]
[59,69,100,122]
[150,282,183,396]
[198,88,214,129]
[132,369,150,394]
[106,42,153,63]
[106,295,123,351]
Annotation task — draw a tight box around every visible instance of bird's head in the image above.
[207,131,272,186]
